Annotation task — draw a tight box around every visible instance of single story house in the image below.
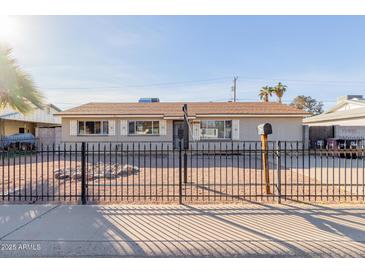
[0,104,61,136]
[56,101,308,148]
[304,95,365,141]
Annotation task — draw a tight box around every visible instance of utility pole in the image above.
[232,76,238,102]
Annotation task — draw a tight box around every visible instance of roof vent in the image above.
[138,98,160,103]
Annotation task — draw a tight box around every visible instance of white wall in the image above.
[335,126,365,139]
[0,105,61,125]
[61,116,303,143]
[62,117,173,143]
[238,117,303,141]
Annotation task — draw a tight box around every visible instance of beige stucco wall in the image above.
[61,116,303,144]
[61,117,173,143]
[0,120,36,135]
[239,117,303,141]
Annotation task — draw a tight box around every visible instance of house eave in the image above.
[58,114,165,118]
[57,113,308,119]
[304,115,365,124]
[196,114,308,118]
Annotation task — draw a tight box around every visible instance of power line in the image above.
[233,75,365,85]
[40,74,365,108]
[53,98,342,105]
[39,75,365,91]
[40,77,232,90]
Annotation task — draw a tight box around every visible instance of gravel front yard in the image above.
[1,152,364,204]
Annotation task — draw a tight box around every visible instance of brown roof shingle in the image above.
[57,102,309,117]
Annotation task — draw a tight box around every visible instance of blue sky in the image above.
[5,16,365,110]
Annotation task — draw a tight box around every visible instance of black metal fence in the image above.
[1,141,365,204]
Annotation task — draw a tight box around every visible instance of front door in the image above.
[173,121,184,149]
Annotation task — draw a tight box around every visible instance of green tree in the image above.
[290,95,324,115]
[273,82,287,103]
[259,86,274,102]
[0,45,44,114]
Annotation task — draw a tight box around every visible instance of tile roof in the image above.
[57,102,309,117]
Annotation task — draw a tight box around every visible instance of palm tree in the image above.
[259,86,273,102]
[0,45,44,114]
[273,82,287,103]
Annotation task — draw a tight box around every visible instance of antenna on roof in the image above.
[231,76,238,102]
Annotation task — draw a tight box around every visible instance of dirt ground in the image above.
[1,152,364,204]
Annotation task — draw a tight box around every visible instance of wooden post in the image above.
[261,134,271,194]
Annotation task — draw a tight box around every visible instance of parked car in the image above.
[0,133,36,151]
[326,138,361,158]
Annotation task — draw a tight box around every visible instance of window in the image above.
[128,121,159,135]
[200,120,232,139]
[78,121,109,135]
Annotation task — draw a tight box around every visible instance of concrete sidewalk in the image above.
[1,203,365,257]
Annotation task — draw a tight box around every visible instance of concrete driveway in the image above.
[1,203,365,257]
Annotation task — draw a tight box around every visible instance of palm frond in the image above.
[0,45,44,114]
[273,82,287,103]
[258,86,273,102]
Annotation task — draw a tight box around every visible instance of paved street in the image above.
[1,203,365,257]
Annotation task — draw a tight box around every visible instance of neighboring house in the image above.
[0,104,61,136]
[304,95,365,140]
[56,101,308,147]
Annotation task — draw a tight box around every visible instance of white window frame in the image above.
[77,120,109,136]
[200,120,232,140]
[128,120,160,136]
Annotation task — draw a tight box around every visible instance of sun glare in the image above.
[0,16,18,42]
